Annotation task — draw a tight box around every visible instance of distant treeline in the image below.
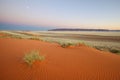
[48,28,120,32]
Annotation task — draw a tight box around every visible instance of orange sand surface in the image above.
[0,38,120,80]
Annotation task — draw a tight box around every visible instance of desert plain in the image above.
[0,31,120,80]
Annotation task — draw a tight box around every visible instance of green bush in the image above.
[23,50,45,66]
[94,46,104,51]
[11,35,23,39]
[94,46,120,55]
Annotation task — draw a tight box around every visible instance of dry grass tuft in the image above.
[23,50,45,66]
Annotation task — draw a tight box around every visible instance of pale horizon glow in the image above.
[0,0,120,30]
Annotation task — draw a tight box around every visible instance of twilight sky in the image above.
[0,0,120,30]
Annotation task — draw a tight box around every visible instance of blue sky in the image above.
[0,0,120,29]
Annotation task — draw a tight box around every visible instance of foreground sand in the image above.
[0,38,120,80]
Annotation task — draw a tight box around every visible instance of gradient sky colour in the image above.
[0,0,120,30]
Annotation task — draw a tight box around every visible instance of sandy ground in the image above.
[41,34,120,42]
[0,38,120,80]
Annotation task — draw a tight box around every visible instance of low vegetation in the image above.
[109,49,120,54]
[59,43,73,48]
[94,46,120,54]
[17,32,34,36]
[29,37,40,40]
[23,50,45,66]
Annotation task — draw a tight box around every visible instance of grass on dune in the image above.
[109,49,120,54]
[23,50,45,66]
[29,37,40,40]
[94,46,120,54]
[1,31,120,55]
[59,42,86,48]
[60,43,73,48]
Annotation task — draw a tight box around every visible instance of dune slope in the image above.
[0,38,120,80]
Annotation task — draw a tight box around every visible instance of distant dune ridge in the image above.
[48,28,120,32]
[0,23,120,31]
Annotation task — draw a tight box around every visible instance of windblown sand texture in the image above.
[0,38,120,80]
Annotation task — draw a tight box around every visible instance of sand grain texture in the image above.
[0,38,120,80]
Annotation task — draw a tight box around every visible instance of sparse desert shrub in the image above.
[109,49,120,54]
[94,46,104,51]
[23,50,45,66]
[60,42,86,48]
[94,46,120,54]
[11,35,23,39]
[29,37,40,40]
[0,33,23,39]
[76,42,86,46]
[60,43,73,48]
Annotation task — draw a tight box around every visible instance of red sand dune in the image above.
[0,38,120,80]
